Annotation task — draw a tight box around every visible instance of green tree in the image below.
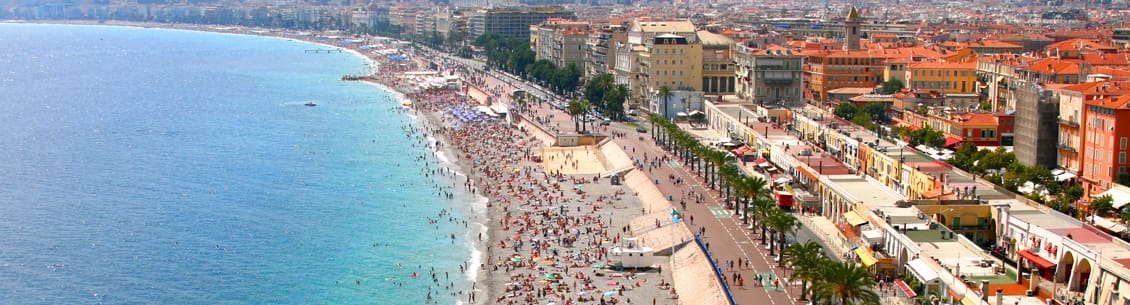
[785,241,829,301]
[1092,195,1115,215]
[852,112,876,130]
[765,208,799,259]
[880,79,904,94]
[811,262,880,305]
[860,101,889,123]
[658,85,674,119]
[833,103,858,120]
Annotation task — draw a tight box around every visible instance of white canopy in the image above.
[907,258,939,282]
[1087,216,1128,234]
[1056,172,1077,182]
[861,229,884,243]
[1095,187,1130,209]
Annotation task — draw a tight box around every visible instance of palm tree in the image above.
[765,208,799,258]
[737,176,769,225]
[658,85,674,119]
[567,100,585,132]
[748,197,776,244]
[717,164,740,203]
[810,262,880,305]
[785,241,828,301]
[702,149,729,190]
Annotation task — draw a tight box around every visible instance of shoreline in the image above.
[8,20,693,305]
[9,20,497,304]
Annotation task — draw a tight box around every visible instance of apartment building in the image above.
[584,25,627,80]
[699,30,735,96]
[470,6,575,39]
[734,43,804,106]
[1082,96,1130,196]
[906,62,977,95]
[1057,81,1130,178]
[640,34,702,92]
[531,18,590,69]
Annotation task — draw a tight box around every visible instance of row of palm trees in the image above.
[785,241,882,305]
[647,113,881,305]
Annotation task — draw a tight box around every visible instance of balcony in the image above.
[1058,143,1077,153]
[763,78,796,85]
[1059,119,1079,128]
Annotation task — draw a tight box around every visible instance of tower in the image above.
[844,6,861,51]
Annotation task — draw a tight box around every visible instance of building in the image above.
[1013,79,1060,168]
[1057,81,1130,178]
[734,43,804,106]
[906,62,977,95]
[531,18,590,69]
[1082,95,1130,196]
[618,20,698,104]
[976,54,1028,111]
[585,25,627,80]
[641,34,702,92]
[698,30,735,97]
[470,6,575,39]
[900,109,1014,147]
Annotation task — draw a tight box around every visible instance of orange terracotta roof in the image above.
[1046,38,1118,52]
[968,40,1022,49]
[1022,58,1081,75]
[956,112,998,125]
[908,61,977,69]
[1087,95,1130,109]
[1079,53,1130,66]
[1061,80,1130,95]
[1091,66,1130,80]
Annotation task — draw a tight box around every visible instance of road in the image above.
[450,56,848,305]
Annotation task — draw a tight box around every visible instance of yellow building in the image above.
[698,30,735,95]
[641,34,703,91]
[906,62,978,94]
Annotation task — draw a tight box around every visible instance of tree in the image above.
[785,241,828,301]
[567,100,590,132]
[736,176,770,225]
[852,112,876,130]
[880,79,904,95]
[811,262,880,305]
[658,85,674,119]
[833,103,858,120]
[765,208,799,258]
[860,101,889,124]
[1092,195,1115,216]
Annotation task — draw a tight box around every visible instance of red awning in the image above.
[732,146,751,155]
[909,125,921,132]
[754,158,768,165]
[1017,250,1056,269]
[895,279,917,298]
[944,136,963,148]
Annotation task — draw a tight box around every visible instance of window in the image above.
[1122,137,1127,149]
[1122,152,1127,164]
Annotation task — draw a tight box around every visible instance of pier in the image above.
[305,48,343,53]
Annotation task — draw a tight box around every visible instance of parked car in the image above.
[636,127,647,133]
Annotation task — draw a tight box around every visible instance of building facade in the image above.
[470,6,574,39]
[734,43,804,106]
[1082,95,1130,196]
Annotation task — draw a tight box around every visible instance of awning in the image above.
[906,258,939,282]
[843,211,868,226]
[797,166,819,182]
[1088,216,1128,233]
[961,295,981,305]
[944,136,963,148]
[759,162,774,168]
[861,229,884,243]
[855,248,878,267]
[1017,250,1056,269]
[895,279,917,298]
[732,146,752,155]
[1094,187,1130,209]
[1056,172,1077,182]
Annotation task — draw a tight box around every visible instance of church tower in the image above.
[844,6,861,51]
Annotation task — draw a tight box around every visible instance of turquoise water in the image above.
[0,24,480,304]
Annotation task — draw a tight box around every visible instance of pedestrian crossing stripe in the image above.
[708,207,730,219]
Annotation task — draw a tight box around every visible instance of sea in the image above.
[0,23,483,305]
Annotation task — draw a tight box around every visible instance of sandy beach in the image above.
[18,20,719,304]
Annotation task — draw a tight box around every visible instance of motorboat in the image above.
[305,101,317,107]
